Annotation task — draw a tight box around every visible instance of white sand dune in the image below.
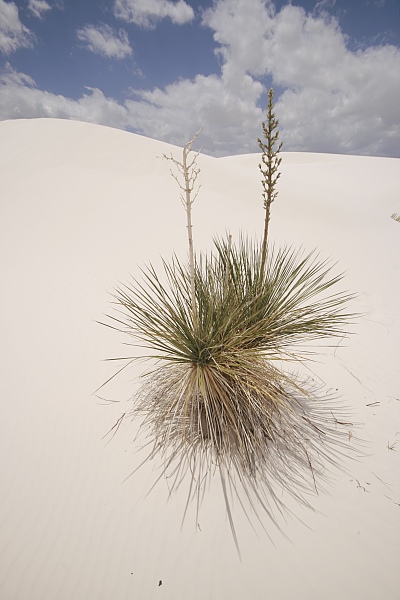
[1,118,399,599]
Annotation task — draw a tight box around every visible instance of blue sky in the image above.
[1,0,399,156]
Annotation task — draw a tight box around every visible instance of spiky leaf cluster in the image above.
[106,238,355,548]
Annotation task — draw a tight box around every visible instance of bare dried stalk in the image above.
[163,128,202,330]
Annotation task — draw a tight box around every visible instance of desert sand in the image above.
[1,118,399,599]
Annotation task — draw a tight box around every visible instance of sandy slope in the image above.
[0,118,399,600]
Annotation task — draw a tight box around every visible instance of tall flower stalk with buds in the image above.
[258,88,282,275]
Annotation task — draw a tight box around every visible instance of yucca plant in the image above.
[102,90,356,551]
[107,238,354,550]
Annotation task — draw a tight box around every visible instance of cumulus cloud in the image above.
[0,65,128,129]
[28,0,52,19]
[0,0,35,54]
[113,0,194,29]
[77,23,133,59]
[202,0,275,78]
[276,43,400,157]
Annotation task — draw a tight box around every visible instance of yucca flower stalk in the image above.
[258,88,282,275]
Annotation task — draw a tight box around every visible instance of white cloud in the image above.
[77,24,133,59]
[276,44,400,156]
[0,0,35,54]
[28,0,51,19]
[0,65,128,129]
[202,0,275,79]
[113,0,194,29]
[314,0,337,12]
